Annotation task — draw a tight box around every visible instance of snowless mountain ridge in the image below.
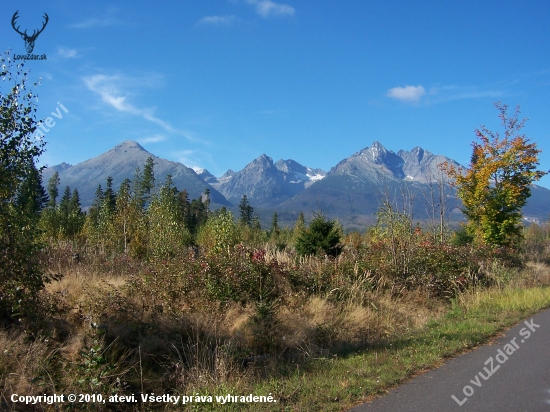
[41,140,550,223]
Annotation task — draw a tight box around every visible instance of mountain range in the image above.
[41,140,550,229]
[41,141,229,207]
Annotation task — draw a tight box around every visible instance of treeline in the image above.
[39,157,341,259]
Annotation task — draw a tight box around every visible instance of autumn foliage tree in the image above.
[441,102,547,247]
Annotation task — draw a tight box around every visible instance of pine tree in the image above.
[66,188,84,239]
[59,186,71,225]
[104,176,116,214]
[138,157,156,208]
[46,172,60,209]
[39,172,61,240]
[292,211,306,244]
[269,212,280,238]
[295,212,342,257]
[239,195,254,227]
[15,164,48,219]
[203,188,211,213]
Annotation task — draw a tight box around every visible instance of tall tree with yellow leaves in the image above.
[441,102,547,247]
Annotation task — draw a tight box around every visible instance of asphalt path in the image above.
[349,307,550,412]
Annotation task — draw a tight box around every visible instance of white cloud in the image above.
[138,134,167,144]
[57,47,78,58]
[387,85,426,103]
[197,15,237,26]
[83,74,198,142]
[246,0,295,18]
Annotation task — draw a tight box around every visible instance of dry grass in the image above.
[0,330,56,401]
[2,242,549,411]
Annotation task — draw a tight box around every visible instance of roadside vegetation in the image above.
[2,52,550,411]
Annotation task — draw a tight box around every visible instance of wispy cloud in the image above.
[70,8,124,29]
[57,47,78,58]
[427,85,503,103]
[174,150,199,168]
[197,15,237,26]
[246,0,295,18]
[386,84,502,105]
[138,134,167,144]
[387,85,426,103]
[83,74,198,142]
[69,17,122,29]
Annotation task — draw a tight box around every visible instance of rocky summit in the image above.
[42,140,550,228]
[41,141,229,207]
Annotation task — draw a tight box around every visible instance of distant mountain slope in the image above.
[41,141,230,207]
[41,140,550,227]
[212,155,327,207]
[398,146,462,183]
[328,141,461,183]
[282,141,550,227]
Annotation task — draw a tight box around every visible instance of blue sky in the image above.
[2,0,550,187]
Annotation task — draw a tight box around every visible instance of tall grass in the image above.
[1,235,548,411]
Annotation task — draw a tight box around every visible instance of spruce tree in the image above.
[270,212,280,238]
[239,195,253,227]
[46,171,60,209]
[39,173,61,240]
[104,176,116,214]
[295,212,342,257]
[66,188,84,239]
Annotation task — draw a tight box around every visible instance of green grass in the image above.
[181,285,550,411]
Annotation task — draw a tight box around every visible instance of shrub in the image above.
[295,212,343,257]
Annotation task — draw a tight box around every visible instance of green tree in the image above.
[114,178,132,254]
[203,188,211,213]
[197,208,239,254]
[441,103,548,247]
[269,212,280,238]
[137,157,155,209]
[291,211,306,244]
[103,176,116,214]
[16,164,47,219]
[239,195,254,227]
[148,175,191,259]
[46,171,59,209]
[295,212,342,257]
[39,172,61,240]
[83,180,117,253]
[0,52,48,320]
[66,188,85,239]
[58,185,71,228]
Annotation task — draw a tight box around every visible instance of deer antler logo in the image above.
[11,11,49,54]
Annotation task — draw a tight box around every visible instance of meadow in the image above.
[2,215,549,411]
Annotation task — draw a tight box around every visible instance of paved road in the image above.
[349,308,550,411]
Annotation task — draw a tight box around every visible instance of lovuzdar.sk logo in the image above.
[11,11,49,61]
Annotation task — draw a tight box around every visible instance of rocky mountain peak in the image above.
[357,141,390,164]
[113,140,147,152]
[249,154,274,169]
[275,159,307,174]
[194,168,217,184]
